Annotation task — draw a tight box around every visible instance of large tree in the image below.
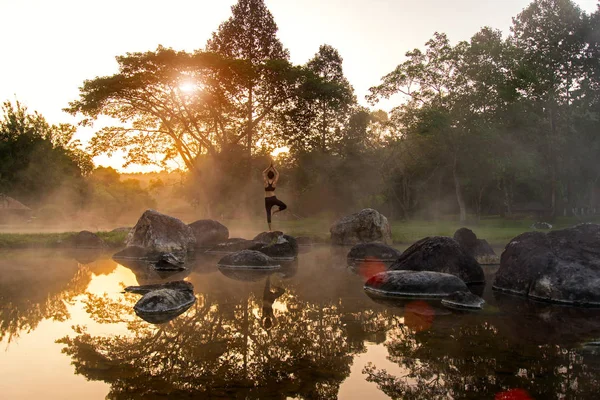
[206,0,295,157]
[281,45,356,154]
[510,0,591,215]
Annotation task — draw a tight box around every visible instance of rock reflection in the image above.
[363,296,600,399]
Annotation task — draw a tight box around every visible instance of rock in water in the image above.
[330,208,392,245]
[217,250,280,269]
[133,288,196,324]
[347,242,402,263]
[127,209,196,253]
[65,231,106,249]
[441,291,485,310]
[493,223,600,306]
[207,238,256,254]
[453,227,496,258]
[188,220,229,248]
[251,231,298,260]
[364,271,468,298]
[390,236,485,284]
[154,252,186,271]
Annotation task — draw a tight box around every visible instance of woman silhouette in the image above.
[263,162,287,231]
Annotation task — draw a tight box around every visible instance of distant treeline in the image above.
[2,0,599,223]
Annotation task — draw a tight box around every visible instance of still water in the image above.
[1,245,600,399]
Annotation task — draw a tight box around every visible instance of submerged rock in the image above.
[125,280,193,295]
[347,242,402,264]
[207,238,256,254]
[390,236,485,284]
[441,291,485,310]
[453,227,496,258]
[127,209,196,253]
[330,208,392,245]
[364,270,469,298]
[250,231,298,260]
[217,250,280,268]
[133,288,196,324]
[188,219,229,248]
[493,223,600,306]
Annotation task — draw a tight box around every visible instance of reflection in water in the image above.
[2,248,600,399]
[261,275,285,331]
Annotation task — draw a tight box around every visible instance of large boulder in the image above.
[126,209,196,253]
[364,270,469,298]
[188,220,229,248]
[133,288,196,324]
[330,208,392,245]
[65,231,106,249]
[251,231,298,260]
[389,236,485,284]
[493,223,600,306]
[217,250,280,269]
[207,238,256,254]
[453,227,496,258]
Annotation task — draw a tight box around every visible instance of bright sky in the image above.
[1,0,597,172]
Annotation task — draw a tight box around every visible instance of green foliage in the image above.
[86,167,156,221]
[0,100,91,207]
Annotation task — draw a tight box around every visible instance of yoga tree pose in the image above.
[263,162,287,231]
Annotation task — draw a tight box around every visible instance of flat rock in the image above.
[250,231,298,260]
[364,270,469,298]
[390,236,485,284]
[207,238,256,254]
[217,250,280,268]
[133,288,196,324]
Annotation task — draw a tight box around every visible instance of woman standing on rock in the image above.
[263,161,287,231]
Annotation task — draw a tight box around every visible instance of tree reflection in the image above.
[363,304,600,399]
[0,250,95,344]
[57,275,398,399]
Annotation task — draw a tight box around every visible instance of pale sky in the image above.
[0,0,597,171]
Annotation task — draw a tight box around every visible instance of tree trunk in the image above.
[247,85,254,158]
[453,155,467,223]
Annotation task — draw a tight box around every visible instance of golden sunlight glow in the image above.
[178,81,197,93]
[271,147,289,157]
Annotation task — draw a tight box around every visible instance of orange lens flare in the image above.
[358,257,386,279]
[495,389,533,400]
[404,300,434,332]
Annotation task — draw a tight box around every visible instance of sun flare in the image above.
[178,82,197,93]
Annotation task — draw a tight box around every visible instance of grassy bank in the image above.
[227,215,598,246]
[0,231,128,249]
[0,215,595,249]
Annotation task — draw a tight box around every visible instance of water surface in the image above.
[1,246,600,399]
